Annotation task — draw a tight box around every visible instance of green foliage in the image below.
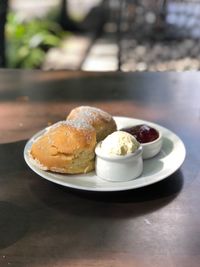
[6,12,67,69]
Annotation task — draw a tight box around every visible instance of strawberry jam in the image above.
[121,124,159,143]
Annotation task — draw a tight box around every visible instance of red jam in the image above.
[121,124,159,143]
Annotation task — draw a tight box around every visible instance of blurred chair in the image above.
[59,0,109,35]
[116,0,200,71]
[0,0,8,67]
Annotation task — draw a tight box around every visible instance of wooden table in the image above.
[0,70,199,267]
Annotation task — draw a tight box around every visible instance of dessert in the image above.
[95,131,143,181]
[29,106,117,174]
[120,124,159,143]
[30,120,96,174]
[100,131,140,156]
[67,106,117,142]
[121,124,162,159]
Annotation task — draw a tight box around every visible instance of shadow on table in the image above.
[0,139,184,221]
[31,166,184,219]
[0,202,29,249]
[0,139,184,253]
[75,169,184,203]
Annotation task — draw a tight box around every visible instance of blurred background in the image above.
[1,0,200,71]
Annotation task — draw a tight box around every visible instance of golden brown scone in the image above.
[30,120,96,174]
[67,106,117,142]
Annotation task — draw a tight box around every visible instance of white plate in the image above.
[24,117,186,192]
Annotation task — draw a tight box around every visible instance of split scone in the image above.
[67,106,117,142]
[30,120,96,174]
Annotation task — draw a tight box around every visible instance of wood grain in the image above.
[0,70,200,267]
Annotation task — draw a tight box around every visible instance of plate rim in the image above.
[24,116,186,192]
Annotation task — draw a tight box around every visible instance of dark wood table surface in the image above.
[0,70,199,267]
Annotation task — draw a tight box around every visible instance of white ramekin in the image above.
[141,130,163,159]
[95,144,143,182]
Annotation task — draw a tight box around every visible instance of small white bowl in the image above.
[95,144,143,182]
[142,130,163,159]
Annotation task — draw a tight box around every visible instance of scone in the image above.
[30,120,96,174]
[67,106,117,142]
